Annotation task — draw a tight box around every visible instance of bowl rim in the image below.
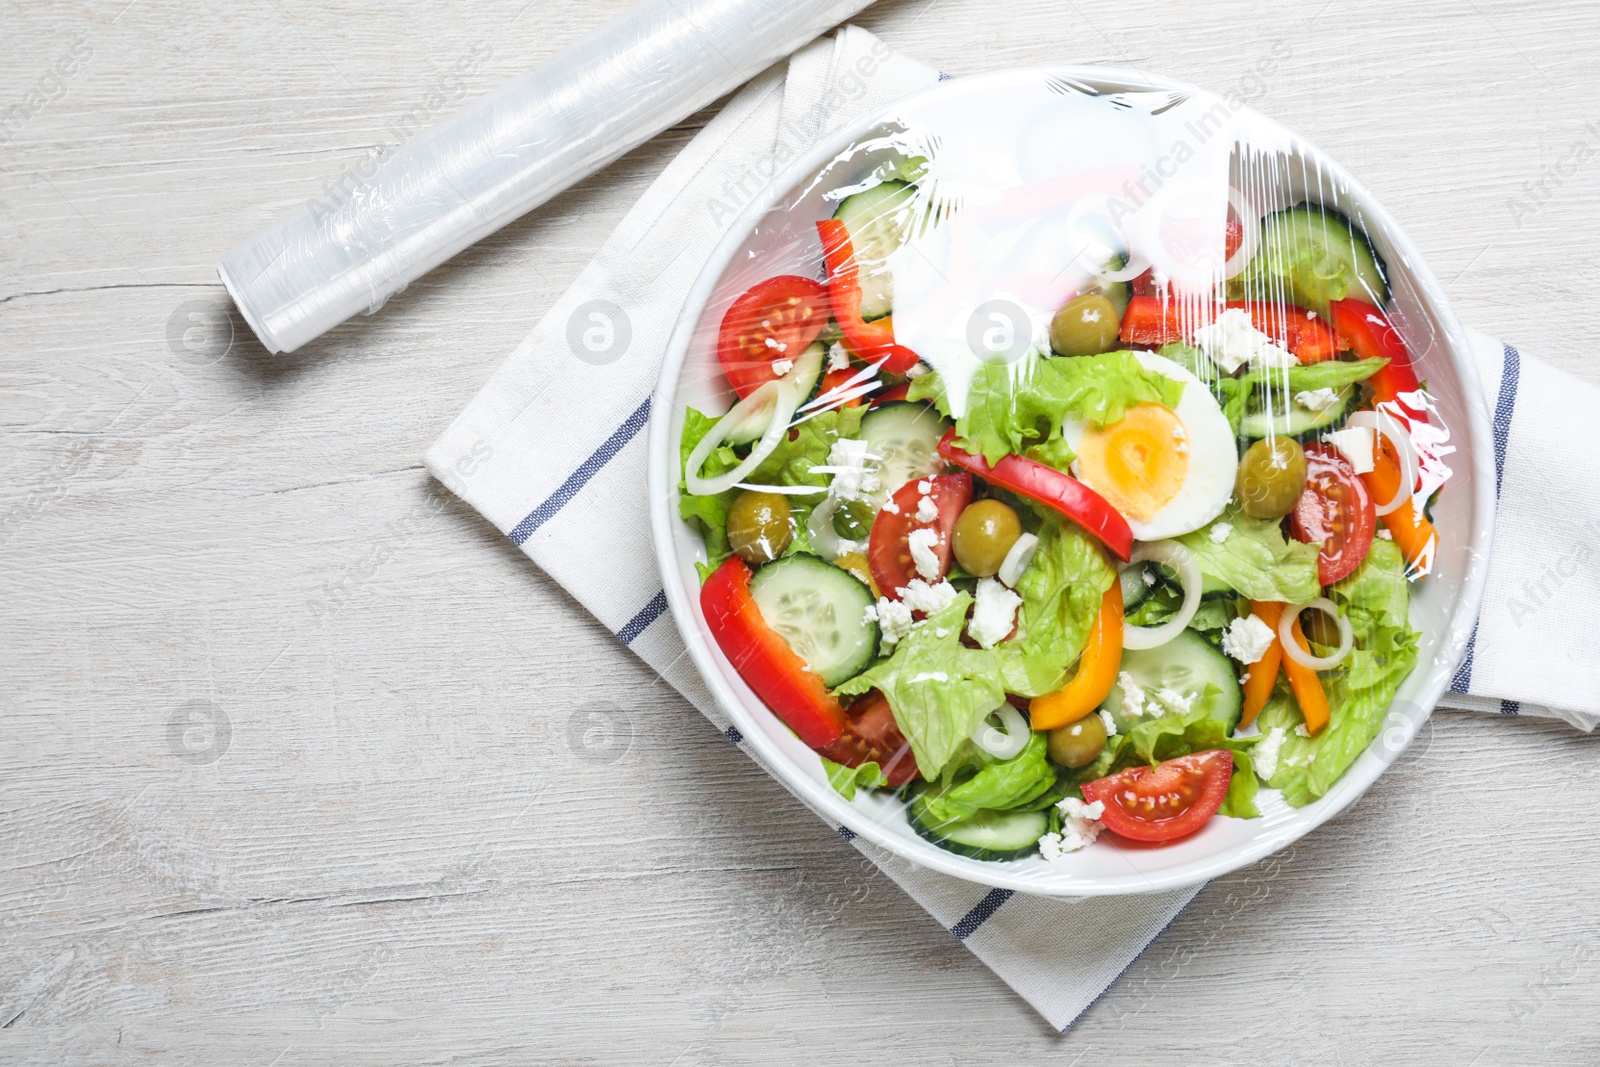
[647,65,1496,896]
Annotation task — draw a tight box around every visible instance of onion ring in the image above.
[1278,598,1354,670]
[1345,409,1418,516]
[972,703,1029,761]
[684,379,800,496]
[1121,540,1201,650]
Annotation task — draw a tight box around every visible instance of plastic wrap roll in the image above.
[219,0,875,354]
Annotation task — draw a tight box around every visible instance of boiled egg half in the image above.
[1060,350,1236,540]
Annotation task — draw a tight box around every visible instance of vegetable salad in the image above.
[679,150,1439,863]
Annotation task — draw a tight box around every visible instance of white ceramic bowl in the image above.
[647,68,1494,895]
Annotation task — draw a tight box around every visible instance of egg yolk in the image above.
[1075,404,1189,521]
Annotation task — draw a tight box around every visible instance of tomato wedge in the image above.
[1290,442,1376,586]
[1328,299,1427,423]
[1081,750,1233,843]
[818,690,920,786]
[699,556,846,749]
[717,275,830,399]
[872,382,910,406]
[1117,296,1340,362]
[868,473,971,597]
[936,430,1133,562]
[816,219,922,375]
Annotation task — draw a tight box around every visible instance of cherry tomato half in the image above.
[818,690,921,786]
[1290,442,1377,586]
[867,473,971,598]
[716,275,830,399]
[1080,750,1234,843]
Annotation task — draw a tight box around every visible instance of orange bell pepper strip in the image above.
[1283,615,1331,736]
[1240,601,1286,728]
[1029,581,1124,730]
[1363,436,1437,580]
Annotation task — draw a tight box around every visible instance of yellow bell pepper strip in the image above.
[1283,614,1331,736]
[1240,601,1286,728]
[1363,437,1438,580]
[1029,580,1124,730]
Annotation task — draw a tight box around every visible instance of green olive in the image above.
[1049,292,1121,357]
[727,490,792,564]
[831,498,877,542]
[1047,714,1108,769]
[952,499,1022,577]
[1236,437,1308,519]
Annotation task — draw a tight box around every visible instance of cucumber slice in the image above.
[907,790,1048,861]
[722,341,825,446]
[748,554,878,687]
[1238,385,1351,439]
[857,401,951,496]
[1120,562,1159,611]
[1101,628,1244,734]
[1233,204,1389,319]
[833,180,916,322]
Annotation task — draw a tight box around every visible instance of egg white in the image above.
[1061,350,1237,541]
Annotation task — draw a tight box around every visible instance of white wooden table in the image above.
[4,1,1598,1061]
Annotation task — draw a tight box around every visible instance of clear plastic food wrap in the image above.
[652,68,1492,894]
[219,0,874,354]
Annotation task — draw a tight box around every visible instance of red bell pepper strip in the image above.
[936,430,1133,561]
[700,556,847,750]
[871,382,910,406]
[1328,299,1427,423]
[816,219,922,375]
[1118,296,1340,362]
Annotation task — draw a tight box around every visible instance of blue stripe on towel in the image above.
[1453,343,1523,695]
[951,888,1014,940]
[616,588,668,645]
[1501,700,1520,716]
[508,397,651,545]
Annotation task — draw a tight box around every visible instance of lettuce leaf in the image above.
[1176,505,1323,603]
[916,732,1058,824]
[1256,539,1420,806]
[992,517,1117,697]
[833,593,1009,778]
[821,758,888,801]
[909,350,1184,466]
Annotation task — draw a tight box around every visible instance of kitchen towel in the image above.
[424,26,1599,1030]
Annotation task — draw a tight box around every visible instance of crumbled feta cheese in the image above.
[823,438,880,500]
[1294,388,1341,414]
[1153,688,1194,715]
[905,362,928,379]
[770,358,793,376]
[898,578,958,616]
[1324,426,1376,475]
[1039,798,1106,861]
[881,499,900,514]
[915,495,939,523]
[1209,522,1233,544]
[1191,308,1300,374]
[826,343,851,372]
[1221,614,1277,665]
[763,337,787,352]
[1118,671,1147,716]
[1294,723,1311,737]
[907,527,941,580]
[1098,709,1118,737]
[1377,528,1393,540]
[872,597,916,647]
[1253,726,1288,780]
[1142,569,1157,587]
[916,480,932,495]
[968,578,1021,649]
